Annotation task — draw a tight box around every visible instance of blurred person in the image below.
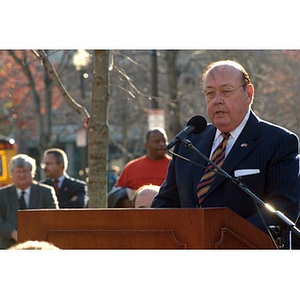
[108,187,133,208]
[9,240,59,250]
[0,154,58,249]
[115,127,171,195]
[107,165,120,192]
[41,148,88,208]
[132,184,160,208]
[152,60,300,249]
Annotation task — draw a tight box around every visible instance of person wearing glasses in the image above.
[152,60,300,249]
[41,148,88,208]
[0,154,58,249]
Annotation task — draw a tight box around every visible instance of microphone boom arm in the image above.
[181,138,300,239]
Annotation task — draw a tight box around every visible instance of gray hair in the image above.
[9,154,36,176]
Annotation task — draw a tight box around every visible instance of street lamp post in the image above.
[150,50,158,109]
[73,50,91,179]
[72,49,91,100]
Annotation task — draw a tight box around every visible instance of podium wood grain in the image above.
[18,208,275,249]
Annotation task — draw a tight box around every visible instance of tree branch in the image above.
[32,50,90,122]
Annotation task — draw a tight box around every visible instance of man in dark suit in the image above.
[152,60,300,248]
[0,154,58,249]
[41,148,88,208]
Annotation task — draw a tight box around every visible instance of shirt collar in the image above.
[52,175,65,188]
[17,186,31,196]
[214,109,251,142]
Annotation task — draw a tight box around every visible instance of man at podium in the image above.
[152,60,300,248]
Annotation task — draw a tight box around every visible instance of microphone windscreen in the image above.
[187,115,207,134]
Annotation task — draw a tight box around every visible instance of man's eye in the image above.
[205,91,215,98]
[221,90,233,96]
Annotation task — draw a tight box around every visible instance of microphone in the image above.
[167,115,207,150]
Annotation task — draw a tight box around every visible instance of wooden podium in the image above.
[17,208,275,249]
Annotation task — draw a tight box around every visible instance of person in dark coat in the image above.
[0,154,58,249]
[41,148,88,208]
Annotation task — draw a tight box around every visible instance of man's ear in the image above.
[246,84,254,104]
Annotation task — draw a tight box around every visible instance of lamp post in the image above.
[149,50,165,129]
[72,49,91,100]
[73,50,91,179]
[150,50,158,109]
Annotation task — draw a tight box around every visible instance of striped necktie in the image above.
[19,190,27,210]
[197,132,230,205]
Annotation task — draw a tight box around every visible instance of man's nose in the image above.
[212,91,224,104]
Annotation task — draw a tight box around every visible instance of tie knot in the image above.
[21,190,25,196]
[222,132,230,140]
[54,179,59,184]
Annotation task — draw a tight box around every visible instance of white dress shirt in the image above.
[53,174,65,189]
[210,109,251,158]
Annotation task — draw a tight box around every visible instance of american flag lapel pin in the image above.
[241,143,248,148]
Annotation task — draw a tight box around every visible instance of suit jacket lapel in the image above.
[206,111,261,196]
[223,113,260,173]
[60,176,69,194]
[11,186,19,210]
[28,184,37,208]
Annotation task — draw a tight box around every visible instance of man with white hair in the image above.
[0,154,58,249]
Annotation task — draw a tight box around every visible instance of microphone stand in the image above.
[176,138,300,243]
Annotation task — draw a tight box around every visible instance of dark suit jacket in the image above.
[0,181,58,249]
[152,111,300,235]
[41,175,88,208]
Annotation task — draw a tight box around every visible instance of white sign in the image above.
[148,109,165,129]
[76,128,87,147]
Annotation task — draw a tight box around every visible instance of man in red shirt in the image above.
[114,128,171,195]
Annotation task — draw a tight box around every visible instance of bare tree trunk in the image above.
[88,50,110,208]
[43,50,52,151]
[33,50,109,207]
